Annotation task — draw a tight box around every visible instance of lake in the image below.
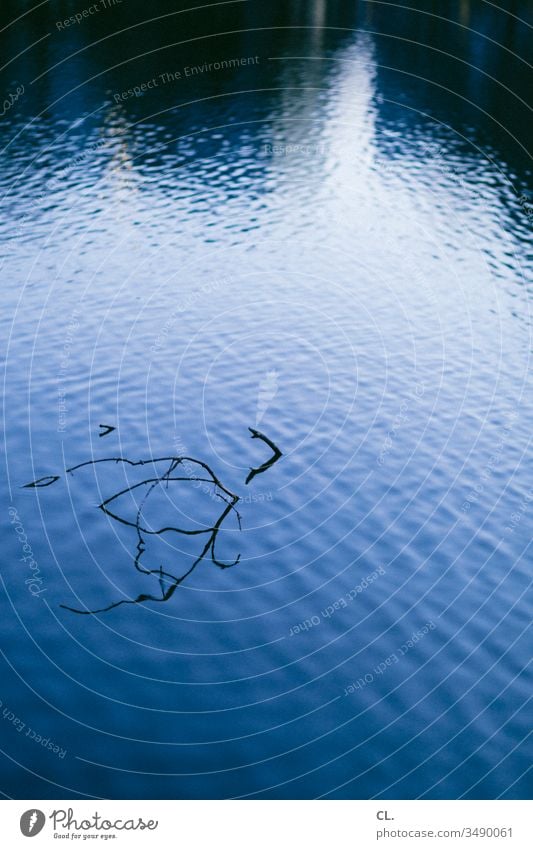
[1,0,531,799]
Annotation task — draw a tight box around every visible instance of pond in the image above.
[1,0,531,799]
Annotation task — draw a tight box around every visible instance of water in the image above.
[1,0,531,799]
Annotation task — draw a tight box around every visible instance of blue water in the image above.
[1,0,531,799]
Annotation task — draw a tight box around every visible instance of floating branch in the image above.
[22,475,61,489]
[98,424,116,438]
[23,427,281,615]
[245,428,282,485]
[59,455,241,615]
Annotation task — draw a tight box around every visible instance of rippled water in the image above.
[1,1,532,799]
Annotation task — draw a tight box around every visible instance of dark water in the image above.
[1,0,532,799]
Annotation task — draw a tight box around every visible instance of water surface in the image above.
[1,0,532,799]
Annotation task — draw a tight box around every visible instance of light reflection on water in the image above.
[0,0,531,800]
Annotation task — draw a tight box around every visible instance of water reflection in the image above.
[1,0,531,802]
